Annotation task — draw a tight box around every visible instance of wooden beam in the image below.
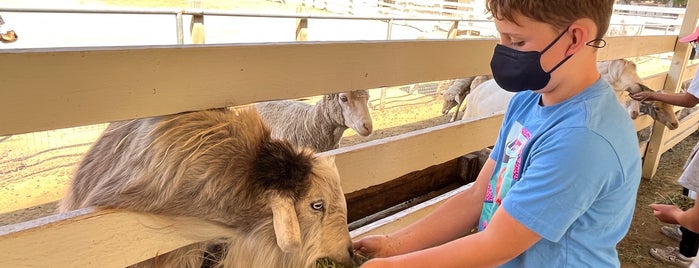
[597,35,677,61]
[0,39,497,136]
[0,208,214,268]
[661,109,699,153]
[642,0,699,179]
[326,114,503,193]
[346,159,459,222]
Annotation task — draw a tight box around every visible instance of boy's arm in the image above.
[376,203,541,268]
[382,158,496,255]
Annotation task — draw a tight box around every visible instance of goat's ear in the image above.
[270,193,301,253]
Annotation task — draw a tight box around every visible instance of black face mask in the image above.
[489,27,573,92]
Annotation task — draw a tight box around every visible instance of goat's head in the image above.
[338,90,373,136]
[635,85,679,130]
[599,59,679,129]
[249,146,354,267]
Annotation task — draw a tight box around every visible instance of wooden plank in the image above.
[661,109,699,153]
[633,114,654,132]
[0,39,497,136]
[326,114,503,194]
[346,159,459,222]
[0,208,217,268]
[597,35,677,61]
[350,184,472,238]
[642,0,699,179]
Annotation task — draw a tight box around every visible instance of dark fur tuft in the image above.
[251,139,313,199]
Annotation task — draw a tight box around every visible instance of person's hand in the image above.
[629,91,654,102]
[353,235,394,259]
[650,203,683,224]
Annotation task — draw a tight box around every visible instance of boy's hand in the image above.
[650,203,683,224]
[353,235,394,259]
[629,91,654,102]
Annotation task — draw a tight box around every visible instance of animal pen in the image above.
[2,2,699,267]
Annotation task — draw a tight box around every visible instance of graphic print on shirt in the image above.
[479,122,531,230]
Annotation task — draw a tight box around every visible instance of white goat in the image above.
[59,108,355,268]
[0,14,17,43]
[255,90,373,152]
[598,59,679,129]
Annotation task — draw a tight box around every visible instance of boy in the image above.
[352,1,642,267]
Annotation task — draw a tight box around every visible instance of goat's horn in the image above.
[270,193,301,253]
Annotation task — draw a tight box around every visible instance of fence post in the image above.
[189,0,204,44]
[190,14,205,44]
[175,12,184,45]
[641,0,699,179]
[447,20,459,39]
[296,6,308,41]
[386,18,393,40]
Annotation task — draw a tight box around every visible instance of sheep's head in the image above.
[338,90,373,137]
[441,90,461,115]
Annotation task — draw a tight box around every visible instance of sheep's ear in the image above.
[270,194,301,253]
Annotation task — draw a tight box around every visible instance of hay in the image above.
[315,252,369,268]
[655,192,695,211]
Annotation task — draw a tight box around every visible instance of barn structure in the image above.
[1,1,699,267]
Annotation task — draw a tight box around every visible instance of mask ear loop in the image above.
[586,39,607,48]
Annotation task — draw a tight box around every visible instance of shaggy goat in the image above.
[598,59,679,129]
[255,90,373,152]
[0,14,18,43]
[59,108,355,268]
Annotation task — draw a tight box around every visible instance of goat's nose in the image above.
[364,122,373,133]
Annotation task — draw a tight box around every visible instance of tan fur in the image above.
[598,59,679,129]
[59,108,354,268]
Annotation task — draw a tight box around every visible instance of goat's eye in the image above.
[311,201,324,211]
[340,96,348,102]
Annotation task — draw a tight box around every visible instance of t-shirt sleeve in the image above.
[687,71,699,98]
[500,128,622,242]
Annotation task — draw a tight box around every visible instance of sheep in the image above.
[460,60,680,130]
[0,14,18,43]
[598,59,679,129]
[254,90,373,152]
[58,108,355,268]
[460,78,515,120]
[441,75,493,122]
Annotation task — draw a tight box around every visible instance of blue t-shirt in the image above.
[479,78,642,267]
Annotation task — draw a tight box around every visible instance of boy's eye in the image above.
[510,41,525,47]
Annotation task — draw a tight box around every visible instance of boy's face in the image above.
[493,13,572,86]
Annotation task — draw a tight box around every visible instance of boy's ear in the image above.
[566,20,594,56]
